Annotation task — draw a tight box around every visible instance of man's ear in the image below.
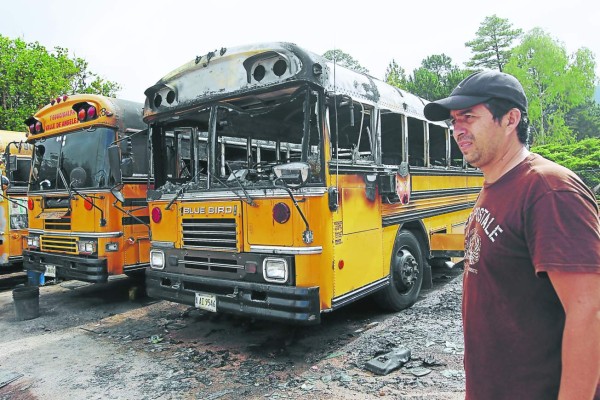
[506,108,521,129]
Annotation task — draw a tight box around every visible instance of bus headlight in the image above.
[263,257,288,283]
[78,240,97,254]
[27,236,40,249]
[150,250,165,270]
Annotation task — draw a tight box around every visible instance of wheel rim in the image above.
[393,249,419,293]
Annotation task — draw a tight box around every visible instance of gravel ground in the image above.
[0,270,465,399]
[260,274,466,400]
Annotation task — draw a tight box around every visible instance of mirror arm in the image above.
[273,179,313,244]
[110,198,152,240]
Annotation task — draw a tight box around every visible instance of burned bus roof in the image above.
[143,42,446,127]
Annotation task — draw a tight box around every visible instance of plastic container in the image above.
[12,285,40,321]
[365,346,411,375]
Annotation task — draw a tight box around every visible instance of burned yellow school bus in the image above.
[140,42,482,324]
[23,94,150,283]
[0,131,32,267]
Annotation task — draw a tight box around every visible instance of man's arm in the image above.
[548,271,600,400]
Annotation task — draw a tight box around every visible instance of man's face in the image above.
[449,104,506,170]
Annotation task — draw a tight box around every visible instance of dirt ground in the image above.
[0,269,466,400]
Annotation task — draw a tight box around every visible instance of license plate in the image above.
[45,264,56,278]
[194,292,217,312]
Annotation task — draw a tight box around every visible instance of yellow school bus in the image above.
[0,131,32,268]
[131,43,482,324]
[23,94,150,283]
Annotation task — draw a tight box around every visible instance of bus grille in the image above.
[181,218,237,251]
[44,217,71,231]
[180,254,242,273]
[41,236,77,254]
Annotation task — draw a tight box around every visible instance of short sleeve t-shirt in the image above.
[462,153,600,400]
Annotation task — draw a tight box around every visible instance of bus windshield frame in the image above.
[150,84,324,193]
[29,127,117,192]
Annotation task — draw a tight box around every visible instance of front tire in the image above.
[374,230,424,311]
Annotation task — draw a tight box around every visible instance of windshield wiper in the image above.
[223,161,256,206]
[165,168,209,210]
[58,166,107,226]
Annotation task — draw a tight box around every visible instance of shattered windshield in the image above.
[29,128,115,192]
[151,85,323,194]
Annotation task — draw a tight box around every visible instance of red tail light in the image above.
[84,198,93,211]
[151,207,162,223]
[73,102,99,122]
[24,117,44,134]
[27,198,34,210]
[86,106,96,119]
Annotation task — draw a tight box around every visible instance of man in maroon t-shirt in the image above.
[424,71,600,400]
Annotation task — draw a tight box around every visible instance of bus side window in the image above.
[130,130,150,176]
[450,133,463,168]
[381,111,403,165]
[429,124,447,167]
[407,117,425,167]
[329,102,373,160]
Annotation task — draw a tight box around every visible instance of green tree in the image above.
[465,15,522,72]
[0,35,121,131]
[322,49,369,74]
[532,137,600,192]
[384,59,407,89]
[504,28,597,145]
[565,100,600,140]
[393,54,471,101]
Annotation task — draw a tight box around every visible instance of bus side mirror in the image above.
[108,145,123,185]
[1,175,10,191]
[335,95,355,127]
[110,185,126,204]
[273,162,310,189]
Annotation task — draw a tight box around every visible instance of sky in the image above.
[1,0,598,103]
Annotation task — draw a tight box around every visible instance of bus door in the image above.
[329,100,384,297]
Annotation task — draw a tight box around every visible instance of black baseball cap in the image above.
[423,70,528,121]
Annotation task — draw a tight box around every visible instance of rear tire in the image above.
[374,230,424,311]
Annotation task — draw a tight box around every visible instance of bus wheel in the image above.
[374,230,424,311]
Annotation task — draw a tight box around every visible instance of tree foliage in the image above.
[322,49,369,74]
[0,35,121,131]
[565,100,600,140]
[384,59,407,89]
[532,138,600,192]
[386,54,472,101]
[465,15,522,72]
[504,28,596,145]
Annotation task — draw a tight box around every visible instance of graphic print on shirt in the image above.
[464,207,504,275]
[464,228,481,274]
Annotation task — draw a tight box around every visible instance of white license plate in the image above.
[45,264,56,278]
[194,292,217,312]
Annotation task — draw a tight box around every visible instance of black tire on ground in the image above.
[373,230,424,311]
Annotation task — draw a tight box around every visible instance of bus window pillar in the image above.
[445,128,452,168]
[373,109,382,165]
[401,114,408,164]
[423,121,430,168]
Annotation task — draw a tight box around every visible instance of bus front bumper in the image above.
[146,269,321,325]
[23,250,108,283]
